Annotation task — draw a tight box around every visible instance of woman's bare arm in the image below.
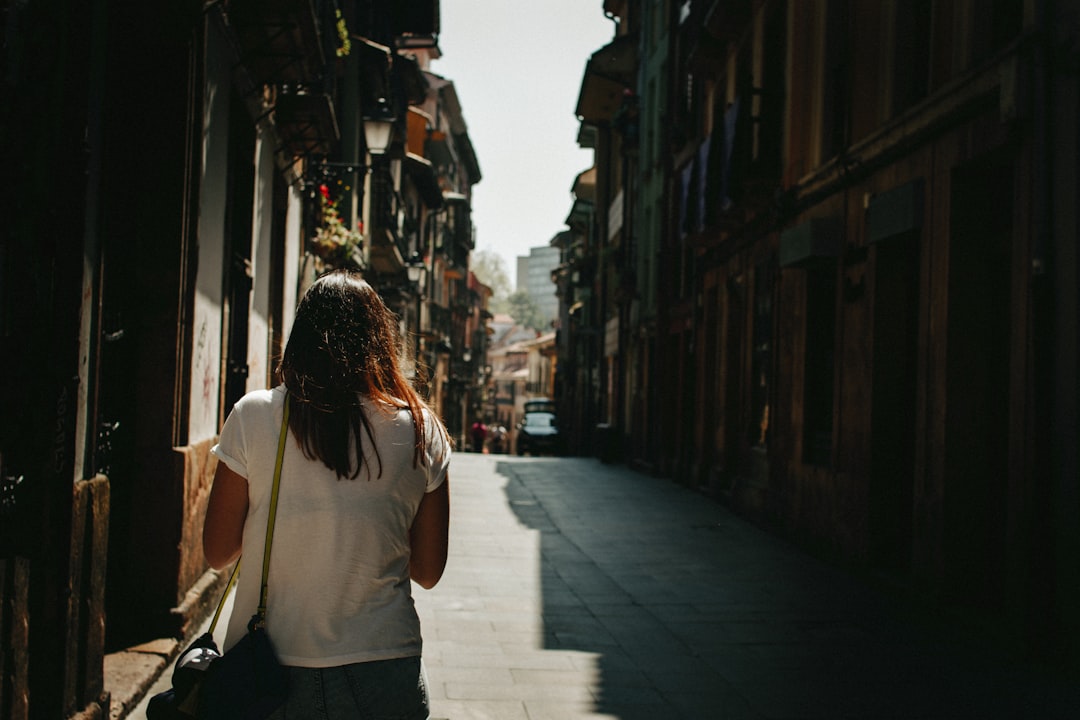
[409,476,450,589]
[203,462,249,570]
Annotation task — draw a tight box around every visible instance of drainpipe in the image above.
[1029,0,1078,662]
[1031,0,1051,279]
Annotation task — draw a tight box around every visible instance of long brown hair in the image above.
[277,270,438,479]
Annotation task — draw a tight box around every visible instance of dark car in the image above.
[515,410,562,456]
[523,399,556,414]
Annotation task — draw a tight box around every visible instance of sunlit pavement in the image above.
[416,454,1080,720]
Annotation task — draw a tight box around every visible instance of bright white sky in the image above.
[430,1,615,288]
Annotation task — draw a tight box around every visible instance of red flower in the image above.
[319,184,330,199]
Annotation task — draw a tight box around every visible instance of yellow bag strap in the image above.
[206,393,290,635]
[256,393,291,623]
[207,560,240,634]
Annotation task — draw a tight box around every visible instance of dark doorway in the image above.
[802,261,838,466]
[944,155,1013,607]
[869,233,919,572]
[678,327,696,478]
[98,226,138,651]
[723,277,745,477]
[701,284,721,481]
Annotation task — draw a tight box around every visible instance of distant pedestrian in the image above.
[203,269,450,719]
[470,419,487,453]
[488,424,507,454]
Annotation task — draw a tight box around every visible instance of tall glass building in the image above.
[516,245,561,329]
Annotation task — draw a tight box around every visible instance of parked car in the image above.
[515,410,562,456]
[523,398,556,414]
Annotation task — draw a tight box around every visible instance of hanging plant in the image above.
[334,9,351,58]
[311,183,363,268]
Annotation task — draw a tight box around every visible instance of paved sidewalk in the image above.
[416,454,1080,720]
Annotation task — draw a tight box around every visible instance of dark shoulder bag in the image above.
[149,396,292,720]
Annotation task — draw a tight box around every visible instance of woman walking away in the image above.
[203,269,451,720]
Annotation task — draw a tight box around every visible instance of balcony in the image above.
[273,90,340,157]
[428,303,454,340]
[405,153,443,209]
[366,157,410,274]
[225,0,335,87]
[575,33,638,124]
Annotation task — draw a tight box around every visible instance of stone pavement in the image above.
[415,454,1080,720]
[114,453,1079,719]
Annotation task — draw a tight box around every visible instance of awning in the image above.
[274,91,340,157]
[356,36,392,106]
[779,218,842,268]
[575,33,638,123]
[550,230,574,249]
[454,131,482,185]
[393,52,429,106]
[572,166,596,201]
[564,197,593,230]
[405,152,443,209]
[226,0,327,86]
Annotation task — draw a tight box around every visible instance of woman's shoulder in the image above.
[371,399,443,433]
[231,386,286,416]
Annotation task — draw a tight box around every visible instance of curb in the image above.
[103,639,177,720]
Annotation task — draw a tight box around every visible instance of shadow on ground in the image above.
[496,456,1080,720]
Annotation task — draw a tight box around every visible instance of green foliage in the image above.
[335,10,351,58]
[469,249,551,330]
[469,248,512,303]
[506,289,547,331]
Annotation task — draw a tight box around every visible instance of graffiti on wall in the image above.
[190,311,221,440]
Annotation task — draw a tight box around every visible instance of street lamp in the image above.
[363,97,395,155]
[406,252,426,285]
[406,252,427,391]
[360,97,396,273]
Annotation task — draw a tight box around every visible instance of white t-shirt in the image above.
[210,385,450,667]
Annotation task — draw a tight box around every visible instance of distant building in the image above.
[561,0,1080,665]
[516,245,560,328]
[486,314,539,428]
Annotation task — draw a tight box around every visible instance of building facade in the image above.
[561,0,1080,663]
[0,2,483,718]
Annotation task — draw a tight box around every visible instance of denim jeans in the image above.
[266,656,429,720]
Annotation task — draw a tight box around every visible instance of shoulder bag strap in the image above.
[254,393,290,626]
[207,560,240,634]
[206,392,291,635]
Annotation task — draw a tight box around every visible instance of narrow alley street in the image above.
[416,454,1079,720]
